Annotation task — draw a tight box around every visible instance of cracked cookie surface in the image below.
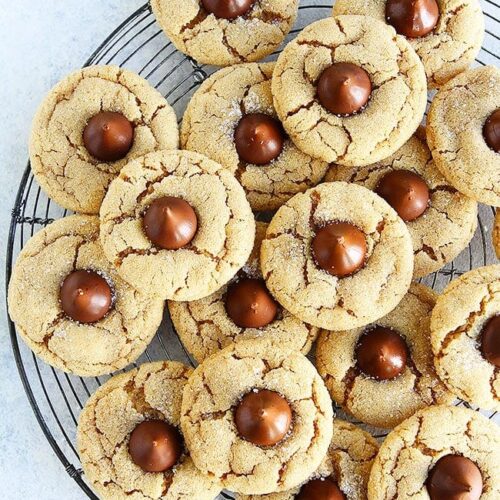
[427,66,500,207]
[316,283,453,429]
[333,0,484,88]
[100,150,255,301]
[494,210,500,259]
[367,405,500,499]
[181,63,329,211]
[77,361,222,500]
[7,215,164,376]
[430,265,500,411]
[260,182,414,331]
[271,15,427,166]
[238,419,379,500]
[169,222,318,363]
[30,65,178,214]
[180,338,334,495]
[326,133,478,278]
[151,0,298,67]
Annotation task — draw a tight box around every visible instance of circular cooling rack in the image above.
[6,1,500,498]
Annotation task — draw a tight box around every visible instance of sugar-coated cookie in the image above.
[100,150,255,301]
[30,66,178,214]
[261,182,414,331]
[317,283,453,429]
[151,0,298,66]
[326,132,478,278]
[272,16,427,166]
[427,66,500,207]
[431,264,500,411]
[333,0,484,88]
[368,405,500,499]
[7,215,164,376]
[77,361,222,499]
[181,63,329,211]
[169,222,318,363]
[180,338,334,495]
[494,210,500,259]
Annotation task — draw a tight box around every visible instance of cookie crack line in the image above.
[437,283,496,357]
[42,71,160,145]
[83,366,192,497]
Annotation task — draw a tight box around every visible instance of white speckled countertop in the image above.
[0,2,142,498]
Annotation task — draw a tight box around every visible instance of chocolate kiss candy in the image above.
[202,0,255,20]
[312,222,367,278]
[386,0,440,38]
[225,278,278,328]
[483,109,500,153]
[317,63,372,116]
[234,113,284,165]
[426,454,483,500]
[296,477,346,500]
[234,389,292,446]
[83,111,133,162]
[128,420,183,473]
[480,315,500,367]
[355,326,409,380]
[60,270,113,323]
[376,169,430,222]
[143,196,198,250]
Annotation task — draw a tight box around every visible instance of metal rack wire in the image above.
[5,1,499,498]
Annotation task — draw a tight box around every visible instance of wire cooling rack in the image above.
[5,1,500,498]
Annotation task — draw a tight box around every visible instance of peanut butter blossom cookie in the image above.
[77,361,221,499]
[368,405,500,500]
[326,132,478,278]
[181,63,329,211]
[427,66,500,207]
[180,338,334,495]
[271,15,427,166]
[431,265,500,412]
[260,182,414,331]
[30,65,178,214]
[169,222,318,363]
[100,150,255,301]
[151,0,298,66]
[238,419,379,500]
[317,283,453,429]
[7,215,164,376]
[333,0,484,88]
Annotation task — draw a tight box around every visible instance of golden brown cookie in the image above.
[77,361,222,499]
[181,63,329,211]
[272,15,427,166]
[431,265,500,412]
[100,150,255,301]
[316,283,453,429]
[30,65,178,214]
[151,0,298,66]
[427,66,500,207]
[180,338,334,495]
[260,182,414,331]
[333,0,484,88]
[7,215,164,377]
[325,133,478,278]
[368,405,500,500]
[238,419,379,500]
[169,222,318,363]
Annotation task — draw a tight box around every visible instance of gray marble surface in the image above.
[0,1,498,500]
[0,2,143,498]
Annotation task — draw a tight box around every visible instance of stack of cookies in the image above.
[8,0,500,499]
